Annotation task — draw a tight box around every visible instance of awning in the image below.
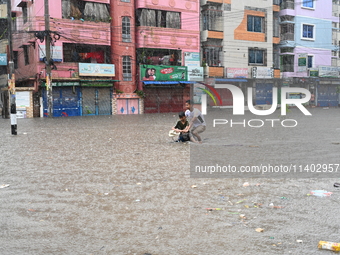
[143,81,179,85]
[179,81,195,84]
[80,79,120,82]
[80,80,119,87]
[215,78,248,82]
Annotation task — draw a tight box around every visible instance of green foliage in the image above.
[135,90,145,98]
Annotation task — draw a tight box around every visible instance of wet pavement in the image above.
[0,108,340,255]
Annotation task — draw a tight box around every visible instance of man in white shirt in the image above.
[185,100,206,143]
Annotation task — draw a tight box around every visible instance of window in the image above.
[23,45,29,65]
[202,7,223,31]
[121,0,130,2]
[302,24,314,39]
[122,17,131,42]
[332,57,337,66]
[11,13,17,31]
[22,4,28,24]
[273,12,279,37]
[63,43,110,63]
[203,47,222,67]
[247,16,263,33]
[62,0,111,22]
[122,56,132,81]
[13,51,18,69]
[281,55,294,72]
[307,55,313,68]
[136,9,181,29]
[249,49,265,65]
[302,0,314,8]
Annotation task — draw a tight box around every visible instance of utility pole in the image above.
[7,0,17,135]
[44,0,52,117]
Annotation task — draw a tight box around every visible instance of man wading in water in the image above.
[185,100,206,144]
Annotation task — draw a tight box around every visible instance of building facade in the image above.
[2,0,118,118]
[2,0,339,118]
[200,0,281,107]
[279,0,340,107]
[134,0,200,113]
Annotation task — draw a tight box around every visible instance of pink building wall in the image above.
[11,0,110,82]
[135,0,200,56]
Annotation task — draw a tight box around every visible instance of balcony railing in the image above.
[281,33,294,41]
[280,0,294,10]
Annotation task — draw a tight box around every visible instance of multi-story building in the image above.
[200,0,281,106]
[279,0,340,107]
[134,0,201,113]
[2,0,339,117]
[2,0,201,117]
[2,0,116,118]
[111,0,141,115]
[0,1,8,117]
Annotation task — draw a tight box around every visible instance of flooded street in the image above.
[1,109,340,255]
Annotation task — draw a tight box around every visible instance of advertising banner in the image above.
[188,66,204,82]
[39,45,63,62]
[298,53,307,72]
[184,52,200,67]
[252,67,273,79]
[226,68,248,78]
[309,68,319,77]
[79,63,115,77]
[318,66,339,78]
[140,65,187,81]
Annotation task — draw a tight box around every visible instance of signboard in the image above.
[41,82,80,87]
[309,68,319,77]
[39,45,63,62]
[227,68,248,78]
[252,67,273,79]
[140,65,187,81]
[298,53,307,72]
[79,63,115,77]
[319,66,339,78]
[0,53,7,66]
[188,66,203,82]
[16,91,30,107]
[184,52,200,67]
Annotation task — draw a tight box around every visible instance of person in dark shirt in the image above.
[172,111,197,143]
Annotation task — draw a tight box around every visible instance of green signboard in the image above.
[140,65,187,81]
[309,70,319,77]
[41,81,80,87]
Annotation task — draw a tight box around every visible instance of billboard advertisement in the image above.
[140,65,187,81]
[79,63,115,77]
[226,68,248,78]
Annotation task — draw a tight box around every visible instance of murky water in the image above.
[0,109,340,254]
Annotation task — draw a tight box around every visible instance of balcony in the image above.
[280,0,294,10]
[281,33,294,41]
[49,19,110,46]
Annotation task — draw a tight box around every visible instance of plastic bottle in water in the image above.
[318,241,340,251]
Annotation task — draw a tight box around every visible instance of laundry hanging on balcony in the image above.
[79,51,104,63]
